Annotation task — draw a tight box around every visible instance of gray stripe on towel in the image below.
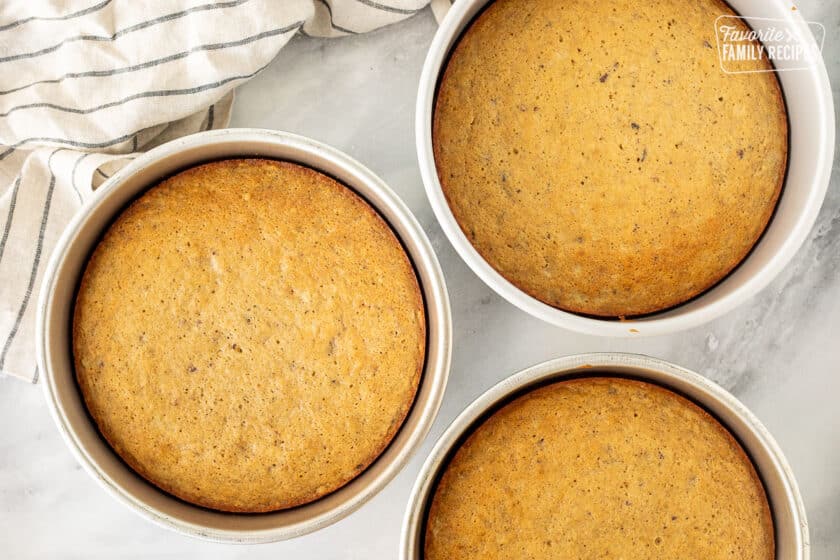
[0,149,61,370]
[0,0,252,64]
[0,1,113,33]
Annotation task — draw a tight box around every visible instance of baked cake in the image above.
[73,159,426,512]
[424,377,774,559]
[433,0,787,316]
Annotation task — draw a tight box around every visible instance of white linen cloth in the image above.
[0,0,429,382]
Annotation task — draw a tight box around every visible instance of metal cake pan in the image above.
[416,0,835,336]
[36,128,452,543]
[402,353,808,559]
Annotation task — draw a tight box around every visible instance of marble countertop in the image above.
[2,2,838,558]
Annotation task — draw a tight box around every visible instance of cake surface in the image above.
[425,377,774,559]
[73,159,426,512]
[433,0,787,316]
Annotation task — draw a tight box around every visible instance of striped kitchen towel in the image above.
[0,0,429,383]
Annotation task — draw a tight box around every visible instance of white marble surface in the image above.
[2,2,838,558]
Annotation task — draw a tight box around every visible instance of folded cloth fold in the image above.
[0,0,429,382]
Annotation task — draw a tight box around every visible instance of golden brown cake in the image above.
[425,377,773,560]
[433,0,787,316]
[73,159,426,512]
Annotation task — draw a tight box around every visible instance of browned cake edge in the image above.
[73,159,427,513]
[432,0,788,318]
[424,377,774,556]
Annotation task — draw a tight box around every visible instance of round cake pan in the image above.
[36,128,452,543]
[417,0,835,336]
[401,353,808,559]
